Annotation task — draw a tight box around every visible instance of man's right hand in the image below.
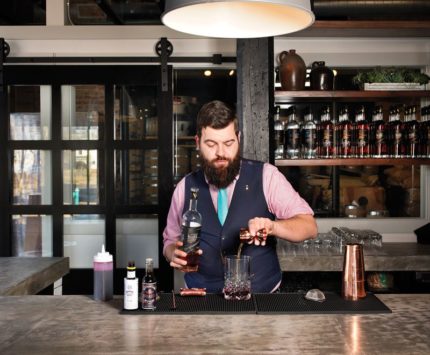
[167,241,203,272]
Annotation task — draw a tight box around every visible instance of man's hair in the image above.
[196,100,239,138]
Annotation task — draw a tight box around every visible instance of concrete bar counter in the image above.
[0,257,69,295]
[0,294,429,354]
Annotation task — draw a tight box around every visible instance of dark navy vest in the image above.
[183,159,282,293]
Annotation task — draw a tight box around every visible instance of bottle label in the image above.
[341,128,351,148]
[304,129,316,149]
[287,129,299,149]
[142,282,157,310]
[124,278,138,310]
[376,129,385,143]
[358,128,368,147]
[180,225,201,253]
[323,129,332,147]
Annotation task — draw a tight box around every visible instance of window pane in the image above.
[280,165,421,218]
[116,215,159,268]
[12,215,52,257]
[114,85,157,140]
[63,215,105,269]
[62,85,104,140]
[63,150,99,205]
[13,150,52,205]
[9,86,51,140]
[115,149,157,205]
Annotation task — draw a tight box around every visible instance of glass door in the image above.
[2,65,173,294]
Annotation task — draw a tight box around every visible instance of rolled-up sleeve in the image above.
[162,178,185,255]
[263,163,314,219]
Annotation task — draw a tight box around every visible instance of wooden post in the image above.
[236,38,274,162]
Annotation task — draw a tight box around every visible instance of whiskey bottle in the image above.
[405,106,419,158]
[273,106,285,159]
[353,105,369,158]
[420,106,430,157]
[301,107,317,159]
[370,105,387,157]
[142,258,157,310]
[335,106,352,158]
[285,107,300,159]
[180,187,202,272]
[317,106,334,158]
[387,106,404,158]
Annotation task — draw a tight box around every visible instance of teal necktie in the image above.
[217,188,228,225]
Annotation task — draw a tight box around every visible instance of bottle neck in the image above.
[189,198,198,211]
[127,269,136,279]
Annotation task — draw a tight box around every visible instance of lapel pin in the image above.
[245,185,249,191]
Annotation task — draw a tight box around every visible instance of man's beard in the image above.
[200,151,241,189]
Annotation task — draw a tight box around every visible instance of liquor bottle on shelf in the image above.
[420,105,430,158]
[301,107,317,159]
[285,106,300,159]
[404,105,419,158]
[353,105,369,158]
[317,106,334,158]
[142,258,157,310]
[273,106,285,159]
[387,105,405,158]
[124,261,138,310]
[335,106,352,158]
[369,105,388,158]
[179,187,202,272]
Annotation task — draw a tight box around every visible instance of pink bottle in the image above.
[93,245,113,301]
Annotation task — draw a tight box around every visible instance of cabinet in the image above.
[273,89,430,218]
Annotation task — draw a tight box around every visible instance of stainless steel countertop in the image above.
[0,257,69,295]
[277,242,430,271]
[0,294,429,354]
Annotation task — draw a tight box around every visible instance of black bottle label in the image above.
[180,225,201,253]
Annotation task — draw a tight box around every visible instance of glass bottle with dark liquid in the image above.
[353,105,369,158]
[405,106,419,158]
[420,105,430,158]
[301,107,317,159]
[317,106,334,158]
[142,258,157,310]
[180,187,202,272]
[387,106,404,158]
[273,105,285,159]
[369,105,387,157]
[335,106,352,158]
[285,106,300,159]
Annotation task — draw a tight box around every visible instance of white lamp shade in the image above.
[162,0,315,38]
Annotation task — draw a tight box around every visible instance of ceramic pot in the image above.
[310,61,334,90]
[278,49,306,91]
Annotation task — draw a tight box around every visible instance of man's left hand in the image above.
[247,217,275,246]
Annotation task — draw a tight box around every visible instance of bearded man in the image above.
[163,100,317,293]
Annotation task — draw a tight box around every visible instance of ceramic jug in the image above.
[310,61,334,90]
[278,49,306,91]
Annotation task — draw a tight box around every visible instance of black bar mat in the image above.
[254,292,391,314]
[121,293,256,314]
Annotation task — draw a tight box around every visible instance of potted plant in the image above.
[352,67,430,90]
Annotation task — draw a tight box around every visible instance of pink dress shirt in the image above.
[163,162,314,255]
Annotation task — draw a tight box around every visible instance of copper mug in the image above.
[342,243,366,300]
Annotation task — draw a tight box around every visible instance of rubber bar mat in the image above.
[254,292,391,314]
[121,293,256,314]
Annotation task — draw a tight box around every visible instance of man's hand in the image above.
[246,217,274,246]
[167,241,203,272]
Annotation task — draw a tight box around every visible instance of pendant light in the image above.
[162,0,315,38]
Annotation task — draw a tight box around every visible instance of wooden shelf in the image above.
[275,90,430,103]
[289,20,430,38]
[275,158,430,167]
